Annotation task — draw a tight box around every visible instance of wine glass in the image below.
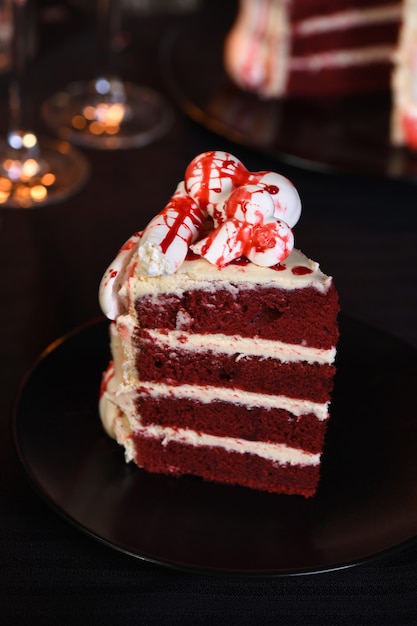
[0,0,89,209]
[41,0,173,150]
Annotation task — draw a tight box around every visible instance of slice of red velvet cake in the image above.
[99,151,339,497]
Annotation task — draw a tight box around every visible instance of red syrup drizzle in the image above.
[185,151,248,212]
[120,232,141,251]
[263,184,279,196]
[247,171,279,197]
[99,361,114,397]
[292,266,313,275]
[158,195,205,254]
[270,263,287,271]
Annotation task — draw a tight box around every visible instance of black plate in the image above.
[161,4,417,179]
[13,315,417,576]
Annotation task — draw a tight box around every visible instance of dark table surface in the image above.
[1,2,417,624]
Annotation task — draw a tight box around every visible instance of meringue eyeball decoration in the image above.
[246,218,294,267]
[224,184,275,224]
[246,170,301,228]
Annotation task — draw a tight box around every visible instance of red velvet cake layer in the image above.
[135,283,339,348]
[131,435,320,497]
[291,22,400,56]
[136,396,327,454]
[287,62,392,97]
[136,338,335,403]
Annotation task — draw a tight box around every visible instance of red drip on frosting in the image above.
[292,266,313,275]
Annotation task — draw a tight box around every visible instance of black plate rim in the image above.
[11,315,417,577]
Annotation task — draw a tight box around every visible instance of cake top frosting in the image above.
[99,151,314,320]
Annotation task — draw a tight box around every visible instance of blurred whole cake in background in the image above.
[99,150,339,498]
[224,0,402,99]
[224,0,417,150]
[391,0,417,149]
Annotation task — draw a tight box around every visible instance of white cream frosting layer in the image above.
[290,46,396,72]
[295,6,402,36]
[145,329,336,365]
[116,381,329,422]
[122,248,331,303]
[135,424,319,466]
[100,245,332,321]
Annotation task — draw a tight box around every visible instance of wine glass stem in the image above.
[9,0,27,133]
[97,0,121,79]
[7,0,39,162]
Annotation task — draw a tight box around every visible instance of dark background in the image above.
[1,2,417,623]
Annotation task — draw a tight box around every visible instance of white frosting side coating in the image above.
[99,232,141,320]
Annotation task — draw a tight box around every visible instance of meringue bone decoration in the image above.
[138,182,206,276]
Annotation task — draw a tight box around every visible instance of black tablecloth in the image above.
[1,3,417,624]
